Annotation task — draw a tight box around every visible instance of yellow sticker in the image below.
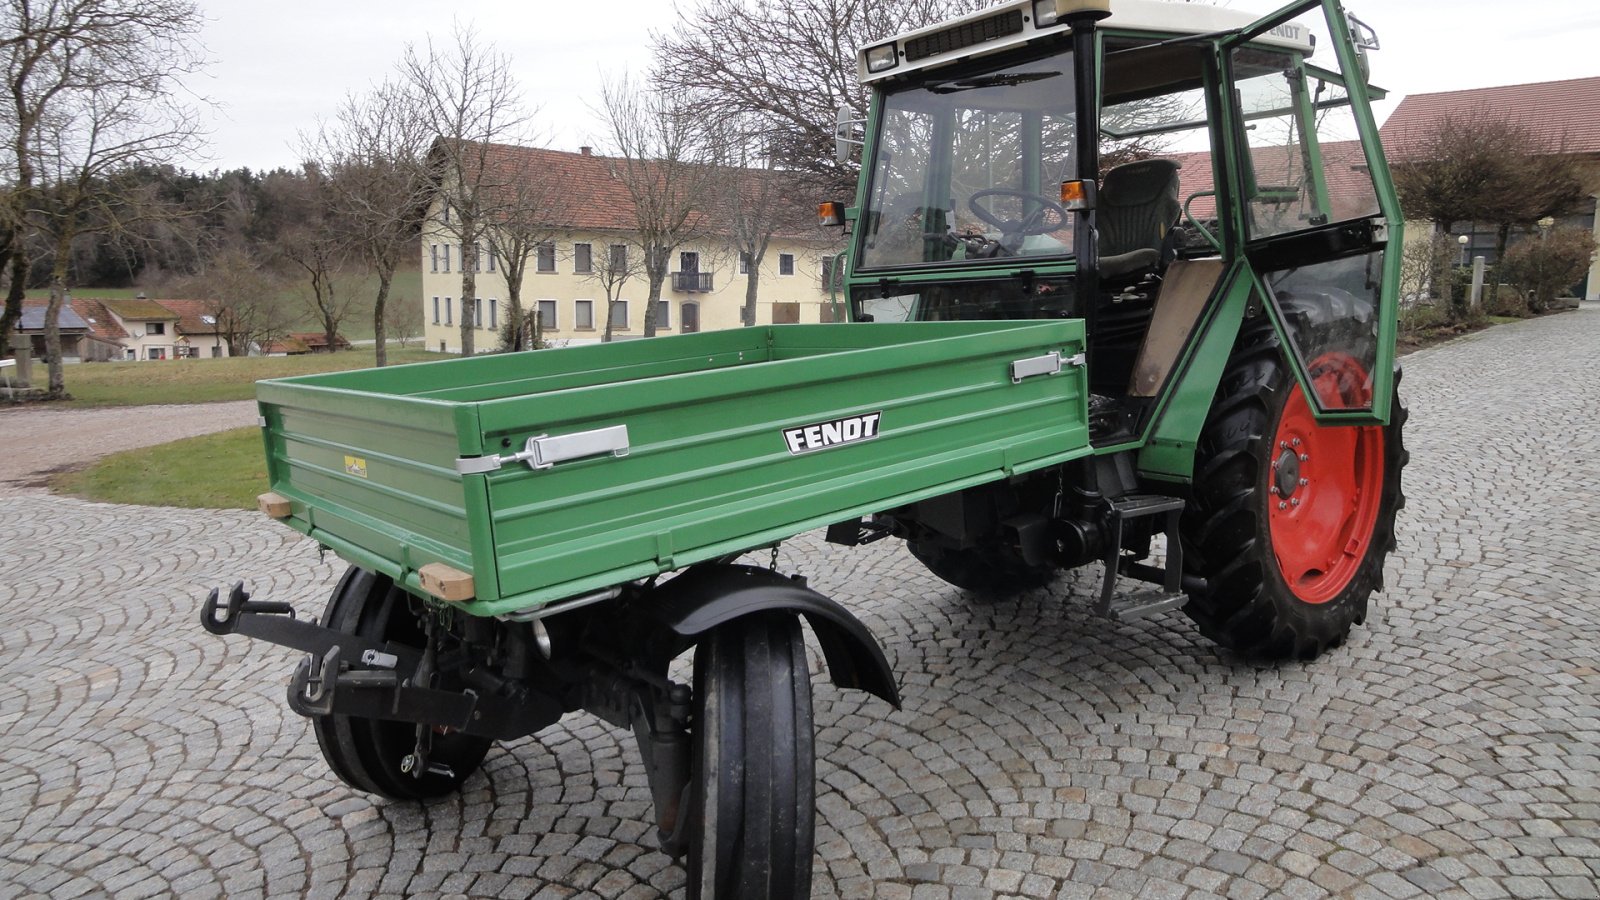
[343,455,368,478]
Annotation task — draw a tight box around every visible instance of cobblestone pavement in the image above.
[3,308,1598,900]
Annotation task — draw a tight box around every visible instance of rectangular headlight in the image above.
[865,42,898,73]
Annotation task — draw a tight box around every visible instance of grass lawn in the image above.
[53,427,265,510]
[60,346,445,406]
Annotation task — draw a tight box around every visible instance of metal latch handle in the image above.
[1011,350,1085,384]
[457,425,630,475]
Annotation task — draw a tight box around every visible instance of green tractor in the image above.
[835,0,1405,658]
[202,0,1404,896]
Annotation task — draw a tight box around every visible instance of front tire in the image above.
[1181,321,1407,660]
[686,613,815,900]
[311,566,491,800]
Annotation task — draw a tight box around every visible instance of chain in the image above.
[770,543,780,571]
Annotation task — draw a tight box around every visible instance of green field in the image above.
[52,427,266,510]
[60,346,446,406]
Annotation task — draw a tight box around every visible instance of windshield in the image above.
[858,47,1078,270]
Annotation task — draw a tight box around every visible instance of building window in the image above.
[682,301,700,333]
[538,300,557,330]
[575,300,594,330]
[574,243,592,274]
[445,297,452,325]
[609,244,628,274]
[488,298,497,331]
[821,257,839,290]
[441,200,450,224]
[738,252,751,275]
[148,347,166,360]
[779,253,795,276]
[443,245,451,274]
[432,296,440,324]
[211,345,222,358]
[772,302,800,324]
[487,244,498,273]
[148,322,166,335]
[430,244,439,273]
[537,242,556,273]
[610,300,629,330]
[473,298,484,328]
[820,301,846,323]
[656,299,671,330]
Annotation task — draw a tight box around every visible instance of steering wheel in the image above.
[967,188,1068,238]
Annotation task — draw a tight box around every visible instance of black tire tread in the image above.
[1180,317,1407,660]
[687,613,814,900]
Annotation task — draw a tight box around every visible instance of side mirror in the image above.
[834,105,864,165]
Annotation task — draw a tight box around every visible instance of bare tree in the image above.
[597,75,724,338]
[399,22,529,356]
[652,0,990,197]
[1391,108,1589,318]
[272,167,354,352]
[30,79,201,393]
[0,0,204,364]
[584,240,642,343]
[169,245,290,356]
[385,289,423,349]
[485,148,569,351]
[306,81,431,366]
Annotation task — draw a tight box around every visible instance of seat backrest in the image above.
[1099,159,1182,259]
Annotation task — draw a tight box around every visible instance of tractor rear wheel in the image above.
[311,566,492,800]
[907,540,1057,595]
[686,613,815,900]
[1180,321,1406,660]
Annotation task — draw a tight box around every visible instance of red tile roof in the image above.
[264,337,310,354]
[64,298,130,342]
[459,142,821,238]
[288,331,351,350]
[1380,76,1600,158]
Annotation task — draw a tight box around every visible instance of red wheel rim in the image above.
[1267,353,1385,604]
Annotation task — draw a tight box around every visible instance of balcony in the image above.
[672,271,713,293]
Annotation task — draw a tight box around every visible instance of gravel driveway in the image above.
[0,400,258,484]
[2,311,1598,899]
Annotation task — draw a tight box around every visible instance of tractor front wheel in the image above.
[686,613,815,900]
[1180,323,1406,660]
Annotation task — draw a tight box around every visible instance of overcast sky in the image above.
[186,0,1600,173]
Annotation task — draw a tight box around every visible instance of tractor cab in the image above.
[842,0,1399,444]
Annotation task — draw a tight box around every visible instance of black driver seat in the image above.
[1097,159,1182,279]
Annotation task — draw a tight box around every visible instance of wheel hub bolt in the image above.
[1270,486,1279,494]
[1292,438,1301,446]
[1278,501,1288,510]
[1299,478,1309,486]
[1291,498,1300,507]
[1300,454,1309,462]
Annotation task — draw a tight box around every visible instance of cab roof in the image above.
[857,0,1317,85]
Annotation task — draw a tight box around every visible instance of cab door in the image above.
[1217,0,1400,423]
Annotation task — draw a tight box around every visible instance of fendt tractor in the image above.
[202,0,1405,895]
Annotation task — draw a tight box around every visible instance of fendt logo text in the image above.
[783,412,883,455]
